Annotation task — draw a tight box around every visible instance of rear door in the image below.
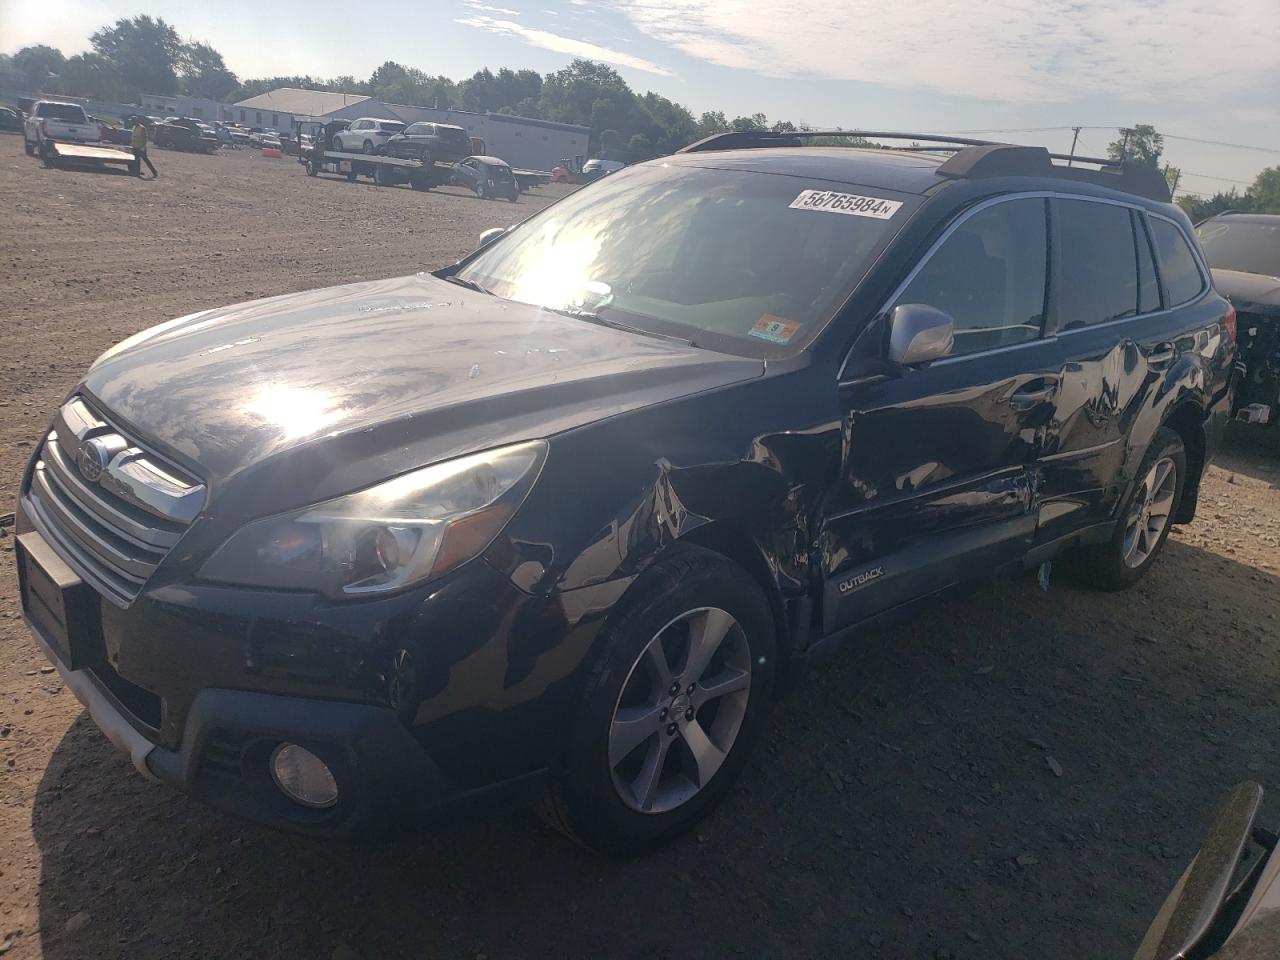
[823,194,1058,633]
[1030,197,1177,545]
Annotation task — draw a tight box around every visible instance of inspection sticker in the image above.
[788,190,902,219]
[749,315,803,344]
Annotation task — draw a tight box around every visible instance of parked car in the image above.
[89,116,131,146]
[1195,212,1280,426]
[1136,782,1280,959]
[582,158,626,181]
[451,155,519,201]
[153,117,218,153]
[23,100,96,156]
[0,105,22,133]
[332,117,405,154]
[380,121,470,165]
[224,124,251,147]
[14,132,1236,854]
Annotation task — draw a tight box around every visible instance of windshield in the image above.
[454,162,913,356]
[1196,219,1280,278]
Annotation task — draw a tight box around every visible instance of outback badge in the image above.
[838,565,885,594]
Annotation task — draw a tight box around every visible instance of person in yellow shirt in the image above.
[131,121,158,178]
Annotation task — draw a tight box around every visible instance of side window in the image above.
[1057,199,1138,328]
[896,197,1048,356]
[1134,211,1162,314]
[1150,218,1205,306]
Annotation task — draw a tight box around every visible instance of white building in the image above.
[139,93,233,122]
[232,88,400,133]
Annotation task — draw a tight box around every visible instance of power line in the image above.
[1178,170,1253,186]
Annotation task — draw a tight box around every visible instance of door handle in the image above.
[1009,381,1057,411]
[1148,342,1175,367]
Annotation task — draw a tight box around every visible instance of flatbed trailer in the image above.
[41,140,138,174]
[512,169,551,191]
[302,150,448,190]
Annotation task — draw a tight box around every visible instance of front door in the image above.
[821,195,1058,633]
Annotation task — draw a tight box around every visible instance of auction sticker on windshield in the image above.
[789,190,902,219]
[749,315,802,344]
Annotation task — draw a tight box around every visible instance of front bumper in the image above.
[15,486,607,835]
[25,613,467,837]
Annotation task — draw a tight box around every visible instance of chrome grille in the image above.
[24,397,205,606]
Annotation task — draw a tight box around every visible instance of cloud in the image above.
[612,0,1280,103]
[457,15,676,76]
[463,1,521,14]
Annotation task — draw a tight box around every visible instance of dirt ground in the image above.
[1,138,1279,960]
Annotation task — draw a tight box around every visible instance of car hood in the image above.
[82,272,763,518]
[1212,268,1280,311]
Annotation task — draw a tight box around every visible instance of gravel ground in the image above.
[2,138,1279,960]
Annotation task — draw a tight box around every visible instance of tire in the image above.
[476,182,488,200]
[346,169,357,183]
[362,139,374,154]
[24,138,35,156]
[332,137,344,152]
[541,547,777,855]
[306,160,318,177]
[410,175,431,191]
[1068,427,1186,590]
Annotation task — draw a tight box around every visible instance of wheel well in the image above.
[675,523,796,696]
[1163,403,1207,523]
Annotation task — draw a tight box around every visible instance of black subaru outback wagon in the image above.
[14,131,1236,853]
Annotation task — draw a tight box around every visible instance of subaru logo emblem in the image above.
[77,438,113,483]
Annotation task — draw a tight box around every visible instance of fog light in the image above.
[269,743,339,808]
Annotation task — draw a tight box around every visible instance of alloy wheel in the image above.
[1122,456,1177,568]
[608,607,751,814]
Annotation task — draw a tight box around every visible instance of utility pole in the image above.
[1119,128,1132,163]
[1163,164,1181,195]
[1067,126,1081,167]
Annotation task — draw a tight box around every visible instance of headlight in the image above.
[199,440,546,597]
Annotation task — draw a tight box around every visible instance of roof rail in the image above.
[676,129,1171,203]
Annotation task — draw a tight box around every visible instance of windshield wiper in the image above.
[545,306,698,348]
[443,275,492,296]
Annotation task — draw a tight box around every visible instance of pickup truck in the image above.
[23,101,97,157]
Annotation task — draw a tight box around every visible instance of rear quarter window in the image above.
[1150,218,1206,306]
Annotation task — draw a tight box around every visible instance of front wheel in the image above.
[476,182,488,200]
[1068,426,1186,590]
[24,138,35,156]
[542,548,776,855]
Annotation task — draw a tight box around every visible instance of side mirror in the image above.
[887,303,955,367]
[477,226,508,248]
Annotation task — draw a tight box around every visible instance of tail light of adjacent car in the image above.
[1222,302,1237,342]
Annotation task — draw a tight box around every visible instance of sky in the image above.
[3,0,1279,192]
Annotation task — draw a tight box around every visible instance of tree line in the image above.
[3,12,1277,204]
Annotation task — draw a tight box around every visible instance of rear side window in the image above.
[36,103,88,122]
[1057,199,1139,328]
[1150,218,1205,306]
[1134,212,1161,314]
[896,197,1048,356]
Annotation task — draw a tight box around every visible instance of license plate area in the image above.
[16,531,101,671]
